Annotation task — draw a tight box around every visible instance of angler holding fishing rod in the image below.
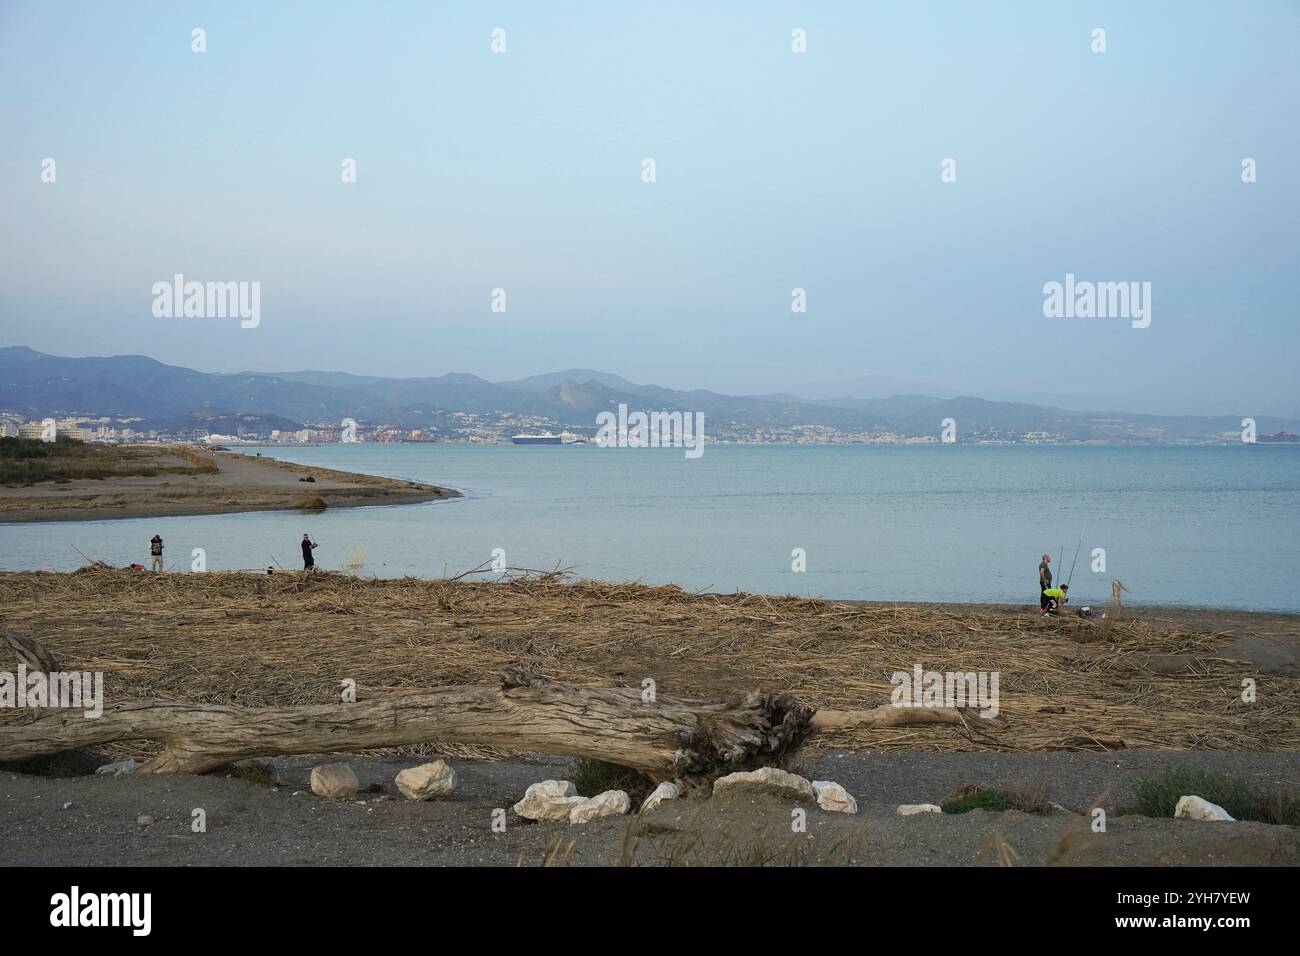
[301,532,319,571]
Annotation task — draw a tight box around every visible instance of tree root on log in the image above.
[2,628,59,673]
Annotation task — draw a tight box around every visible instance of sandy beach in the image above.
[1,570,1297,867]
[2,569,1296,754]
[0,447,458,523]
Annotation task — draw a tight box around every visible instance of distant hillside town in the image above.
[0,411,1022,446]
[2,347,1296,446]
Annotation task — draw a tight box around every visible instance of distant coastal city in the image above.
[0,410,1012,445]
[5,347,1297,447]
[4,408,1297,447]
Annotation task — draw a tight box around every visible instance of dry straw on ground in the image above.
[2,568,1295,760]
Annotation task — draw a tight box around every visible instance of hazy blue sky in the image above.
[1,1,1296,415]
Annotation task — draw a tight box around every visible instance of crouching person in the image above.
[1042,585,1068,616]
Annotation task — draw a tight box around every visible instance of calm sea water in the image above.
[2,445,1297,611]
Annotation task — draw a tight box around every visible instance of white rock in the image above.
[395,760,457,800]
[95,759,140,777]
[1174,795,1234,822]
[811,780,858,814]
[136,815,154,827]
[569,789,631,824]
[712,767,814,801]
[513,780,584,820]
[896,803,944,815]
[640,781,681,813]
[310,763,359,799]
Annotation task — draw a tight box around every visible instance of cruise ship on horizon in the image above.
[510,432,580,445]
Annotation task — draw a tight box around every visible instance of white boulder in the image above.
[640,781,681,813]
[569,789,631,824]
[896,803,944,815]
[712,767,814,802]
[513,780,584,821]
[310,763,359,799]
[1174,795,1234,822]
[395,760,457,800]
[811,780,858,814]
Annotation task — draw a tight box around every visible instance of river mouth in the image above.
[1,444,1297,611]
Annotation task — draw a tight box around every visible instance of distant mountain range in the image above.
[1,346,1295,443]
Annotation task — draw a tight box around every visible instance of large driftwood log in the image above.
[0,666,818,779]
[0,635,997,780]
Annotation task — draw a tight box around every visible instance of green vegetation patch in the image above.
[941,784,1052,815]
[0,437,216,485]
[1123,766,1300,825]
[569,758,655,806]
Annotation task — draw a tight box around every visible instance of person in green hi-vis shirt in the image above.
[1042,585,1068,616]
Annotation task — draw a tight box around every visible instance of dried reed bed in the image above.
[2,568,1295,758]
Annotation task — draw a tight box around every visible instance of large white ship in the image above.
[510,432,580,445]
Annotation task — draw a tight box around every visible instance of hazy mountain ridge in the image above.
[1,347,1295,442]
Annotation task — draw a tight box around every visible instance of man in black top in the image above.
[1038,553,1052,610]
[302,533,318,570]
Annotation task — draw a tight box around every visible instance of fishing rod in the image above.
[1066,533,1084,589]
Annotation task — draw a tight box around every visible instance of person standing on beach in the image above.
[301,533,318,571]
[149,535,164,572]
[1038,553,1052,610]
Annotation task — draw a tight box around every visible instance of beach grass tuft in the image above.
[569,758,655,805]
[1122,766,1300,825]
[941,784,1052,815]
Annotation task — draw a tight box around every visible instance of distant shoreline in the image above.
[0,447,459,523]
[219,439,1300,447]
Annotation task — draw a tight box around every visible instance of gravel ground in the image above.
[2,750,1296,867]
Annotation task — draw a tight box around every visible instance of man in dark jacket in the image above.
[1038,553,1053,610]
[301,533,318,570]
